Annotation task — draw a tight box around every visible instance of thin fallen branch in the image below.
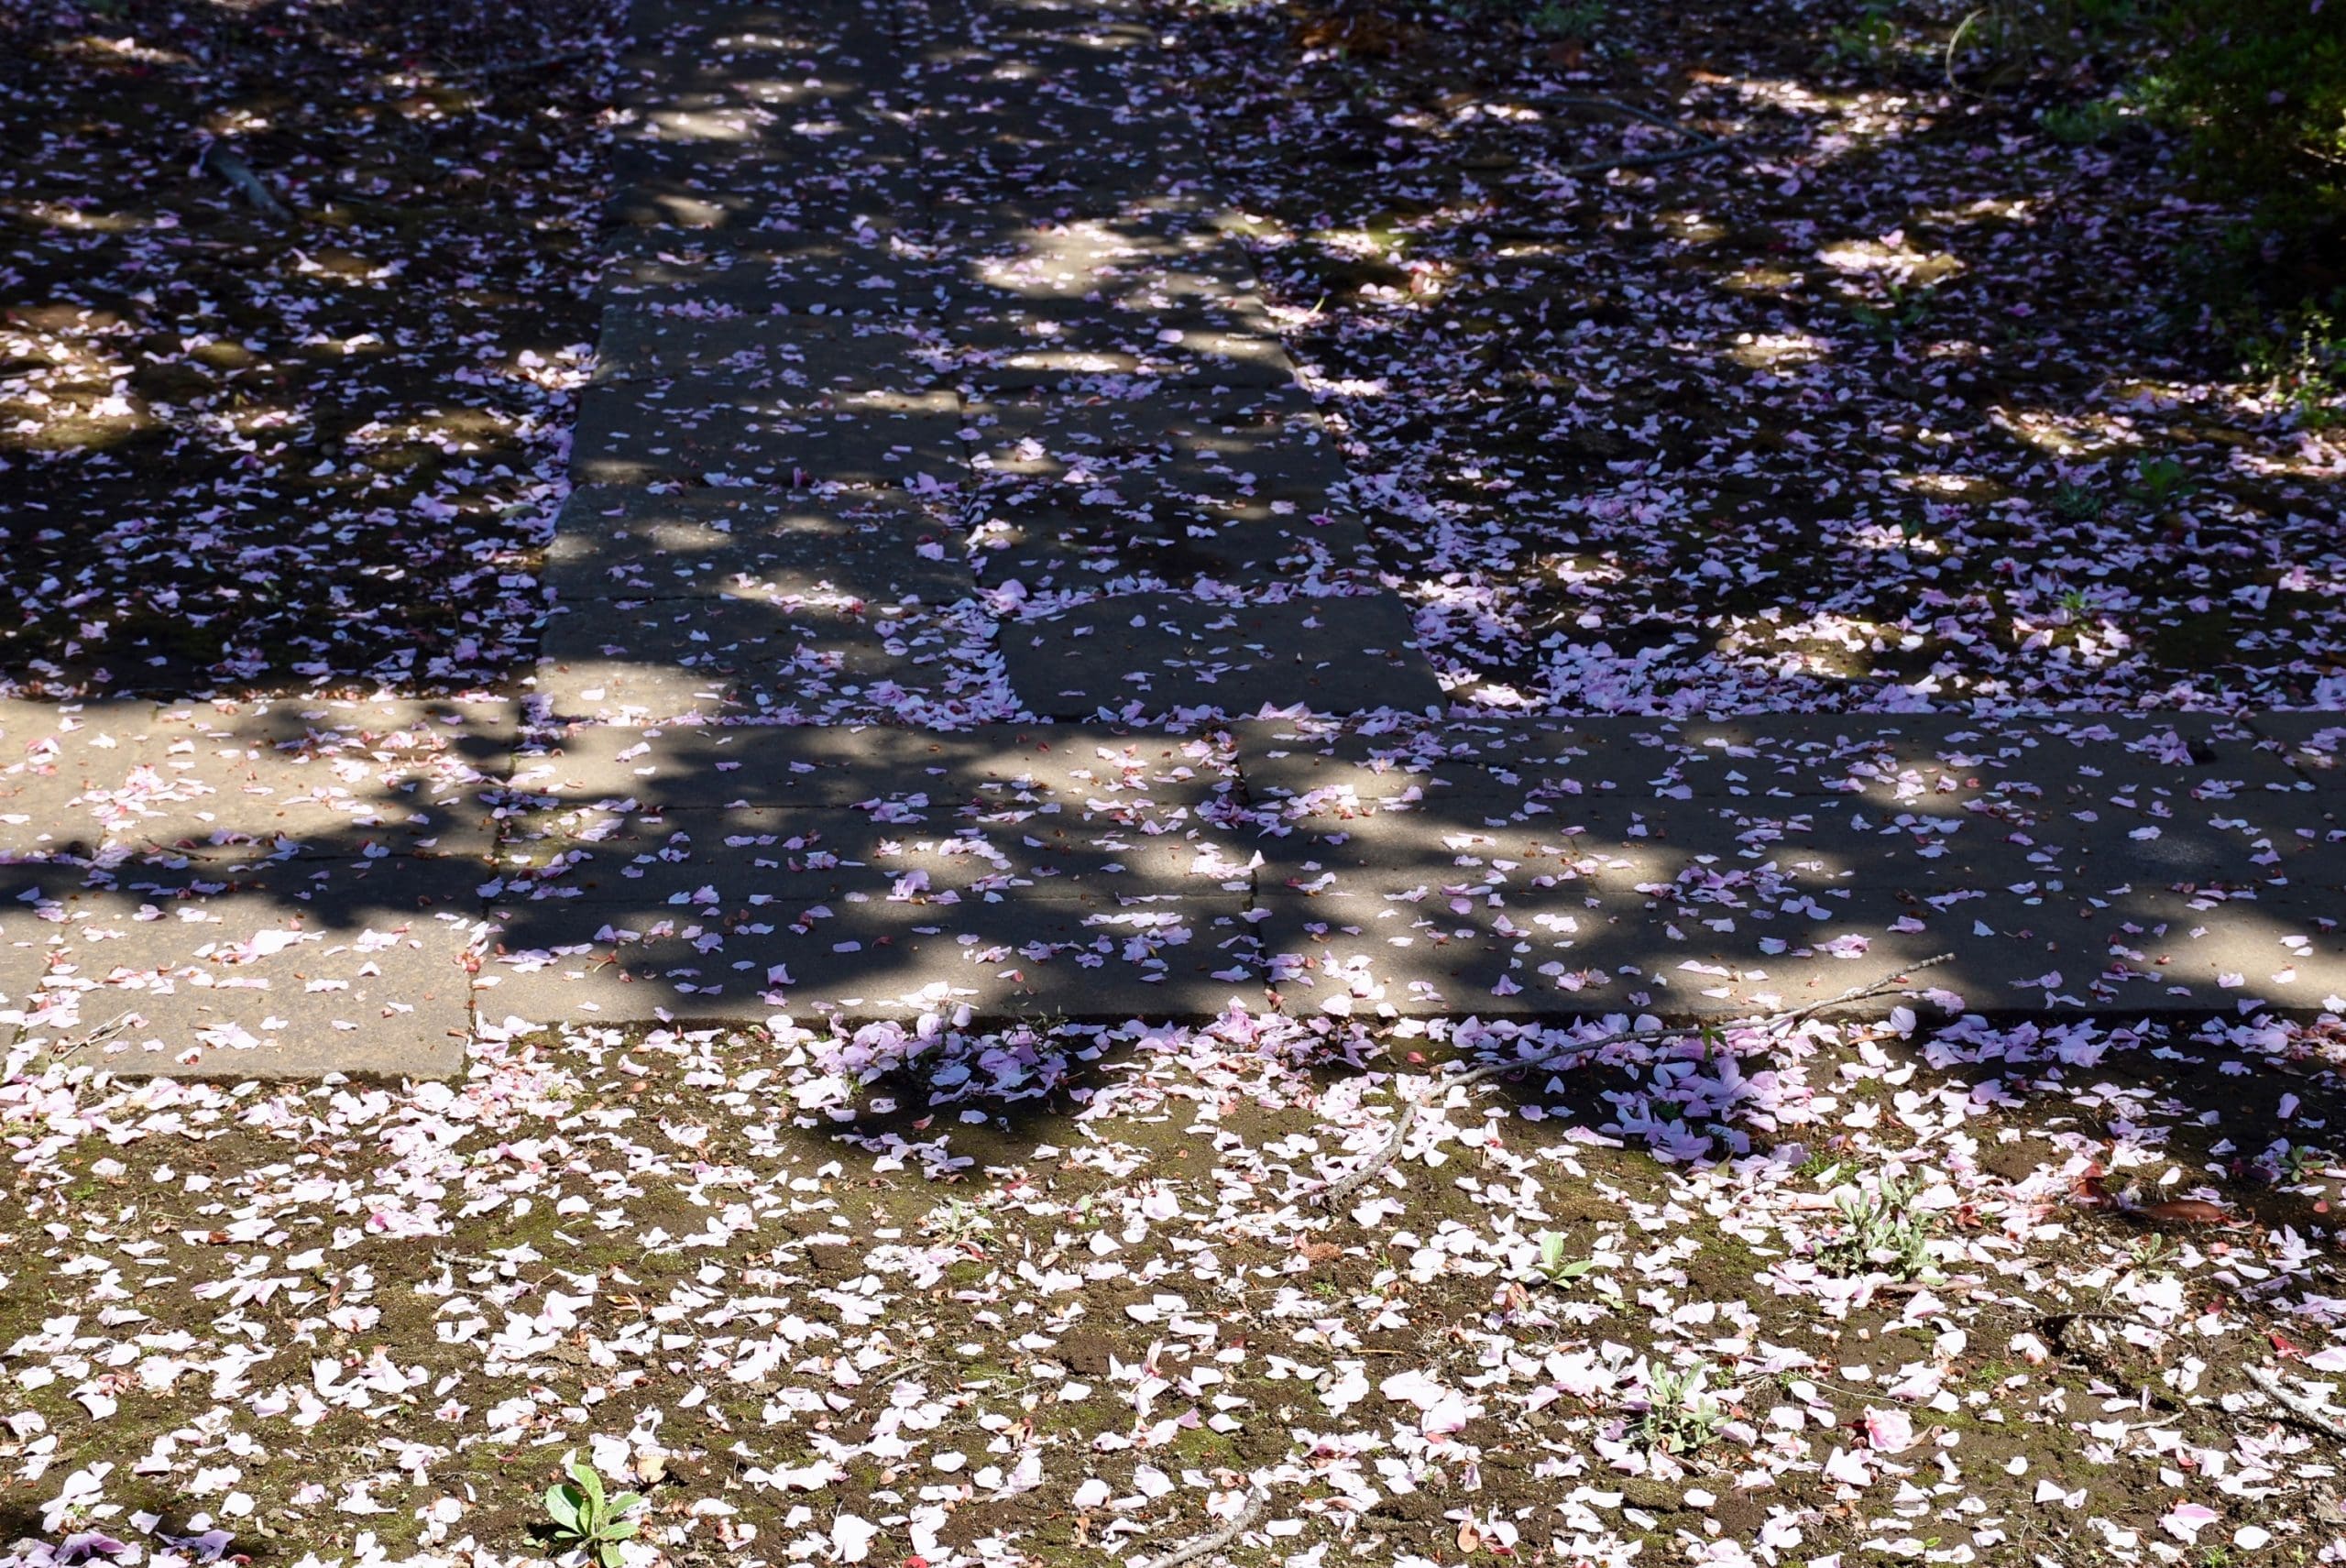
[49,1012,141,1060]
[1131,1482,1270,1568]
[1944,6,1987,93]
[2245,1364,2346,1442]
[201,145,292,222]
[433,45,599,80]
[1310,954,1954,1210]
[1522,94,1729,178]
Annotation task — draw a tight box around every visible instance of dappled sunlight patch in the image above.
[0,0,613,699]
[1165,0,2346,713]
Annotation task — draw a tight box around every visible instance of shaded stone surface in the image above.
[535,596,992,724]
[547,488,971,606]
[999,593,1445,718]
[0,698,510,862]
[501,723,1236,812]
[969,479,1375,591]
[593,311,946,389]
[570,385,964,488]
[27,0,2340,1078]
[478,892,1258,1024]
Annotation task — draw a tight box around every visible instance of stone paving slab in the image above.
[1231,713,2308,805]
[621,0,896,47]
[477,891,1257,1025]
[0,855,478,1078]
[926,193,1244,248]
[450,0,2346,1058]
[999,593,1446,718]
[546,488,969,604]
[608,183,916,234]
[616,37,899,95]
[570,385,964,488]
[535,597,986,724]
[949,236,1266,309]
[2249,712,2346,786]
[597,231,961,314]
[1248,790,2341,909]
[619,84,882,136]
[1255,880,2346,1020]
[484,810,1244,894]
[970,484,1375,591]
[952,222,1259,287]
[1219,714,2346,1020]
[951,341,1297,396]
[948,320,1294,394]
[610,136,922,192]
[0,697,510,863]
[945,295,1280,355]
[592,311,946,389]
[966,392,1351,499]
[501,723,1234,814]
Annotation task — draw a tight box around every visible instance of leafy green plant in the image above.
[1817,1174,1938,1279]
[2052,481,2105,521]
[2239,305,2345,430]
[2125,1232,2178,1278]
[1943,0,2152,91]
[921,1198,997,1250]
[1849,282,1934,340]
[2154,0,2346,227]
[543,1454,644,1567]
[2132,454,2196,508]
[1631,1362,1728,1454]
[2268,1142,2331,1187]
[1526,0,1606,38]
[1526,1229,1597,1286]
[2042,98,2129,144]
[1825,5,1903,68]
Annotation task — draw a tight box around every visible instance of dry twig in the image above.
[1526,94,1728,177]
[49,1012,141,1060]
[2245,1364,2346,1442]
[1132,1482,1270,1568]
[433,45,599,80]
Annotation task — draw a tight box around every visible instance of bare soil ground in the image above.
[7,1011,2346,1564]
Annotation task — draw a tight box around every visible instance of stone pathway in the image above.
[6,699,2346,1076]
[4,0,2345,1075]
[560,0,1440,727]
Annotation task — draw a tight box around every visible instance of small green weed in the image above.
[1631,1362,1728,1454]
[1525,1229,1597,1286]
[543,1454,644,1568]
[2132,455,2196,509]
[2125,1233,2178,1279]
[921,1198,997,1250]
[2042,99,2128,144]
[2268,1142,2330,1186]
[1825,5,1902,68]
[1850,282,1933,340]
[2240,306,2345,430]
[1817,1174,1938,1279]
[2052,481,2105,521]
[1527,0,1606,37]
